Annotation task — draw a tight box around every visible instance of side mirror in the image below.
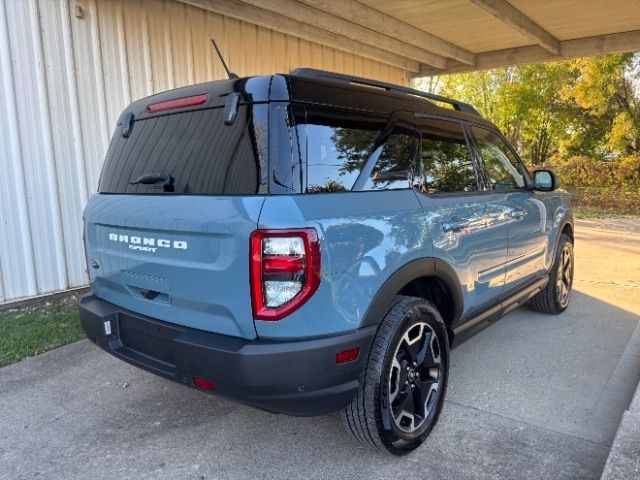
[532,169,558,191]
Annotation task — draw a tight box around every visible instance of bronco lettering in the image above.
[108,232,187,250]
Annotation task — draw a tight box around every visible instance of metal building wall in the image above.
[0,0,410,304]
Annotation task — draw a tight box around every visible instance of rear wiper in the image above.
[129,172,175,192]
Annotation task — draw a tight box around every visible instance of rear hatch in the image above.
[83,80,269,339]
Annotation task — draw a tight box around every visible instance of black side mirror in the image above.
[532,169,558,191]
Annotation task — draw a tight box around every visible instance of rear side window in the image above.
[296,107,384,193]
[360,127,416,191]
[99,105,265,195]
[293,106,414,193]
[416,118,477,193]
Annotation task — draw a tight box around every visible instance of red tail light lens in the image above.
[146,93,208,113]
[263,255,305,274]
[250,229,321,321]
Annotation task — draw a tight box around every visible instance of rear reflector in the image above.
[146,94,208,113]
[336,347,360,364]
[192,377,215,391]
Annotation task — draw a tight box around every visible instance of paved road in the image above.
[2,219,640,480]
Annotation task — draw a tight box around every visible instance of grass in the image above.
[0,296,85,367]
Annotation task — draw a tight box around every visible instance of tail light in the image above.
[250,229,321,321]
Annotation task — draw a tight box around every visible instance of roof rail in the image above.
[291,68,481,117]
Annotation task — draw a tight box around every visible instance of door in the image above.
[468,126,551,293]
[414,117,510,322]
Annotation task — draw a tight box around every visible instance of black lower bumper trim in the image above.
[79,294,376,416]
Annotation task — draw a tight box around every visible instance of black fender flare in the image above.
[359,257,463,329]
[553,213,574,260]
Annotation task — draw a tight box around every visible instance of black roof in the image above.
[284,69,496,129]
[116,70,496,131]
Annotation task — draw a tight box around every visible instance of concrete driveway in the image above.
[2,219,639,480]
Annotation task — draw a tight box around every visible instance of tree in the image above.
[561,53,640,156]
[417,53,640,164]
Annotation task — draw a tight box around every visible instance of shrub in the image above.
[545,155,640,214]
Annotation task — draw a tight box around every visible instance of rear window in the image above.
[98,105,264,195]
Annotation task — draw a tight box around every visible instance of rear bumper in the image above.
[78,294,375,416]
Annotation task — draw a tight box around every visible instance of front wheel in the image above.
[529,233,574,314]
[342,296,449,455]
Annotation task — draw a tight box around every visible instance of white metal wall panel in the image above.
[0,2,38,301]
[38,0,89,289]
[70,0,110,193]
[0,0,410,304]
[4,0,67,295]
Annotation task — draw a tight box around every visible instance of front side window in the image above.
[470,127,526,191]
[416,118,477,193]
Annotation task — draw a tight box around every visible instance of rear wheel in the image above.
[342,296,449,455]
[529,233,574,314]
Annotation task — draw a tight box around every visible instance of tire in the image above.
[529,233,574,314]
[341,296,449,455]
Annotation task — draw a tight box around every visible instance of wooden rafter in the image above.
[420,30,640,76]
[235,0,449,69]
[469,0,560,55]
[296,0,476,66]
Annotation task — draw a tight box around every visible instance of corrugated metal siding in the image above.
[0,0,411,304]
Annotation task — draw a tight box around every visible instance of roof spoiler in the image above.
[291,68,481,116]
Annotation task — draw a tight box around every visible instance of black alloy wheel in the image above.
[342,296,449,455]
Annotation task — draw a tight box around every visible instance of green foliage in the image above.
[423,53,640,163]
[432,63,577,164]
[0,298,84,367]
[549,154,640,214]
[307,179,349,193]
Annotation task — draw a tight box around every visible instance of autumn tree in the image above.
[418,53,640,164]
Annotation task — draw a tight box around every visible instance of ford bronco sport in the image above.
[79,69,574,455]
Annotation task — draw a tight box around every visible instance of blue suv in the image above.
[79,69,574,455]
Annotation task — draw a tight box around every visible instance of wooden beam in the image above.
[562,30,640,58]
[419,30,640,76]
[235,0,449,69]
[469,0,560,55]
[296,0,476,66]
[177,0,421,72]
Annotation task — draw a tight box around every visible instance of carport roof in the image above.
[181,0,640,77]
